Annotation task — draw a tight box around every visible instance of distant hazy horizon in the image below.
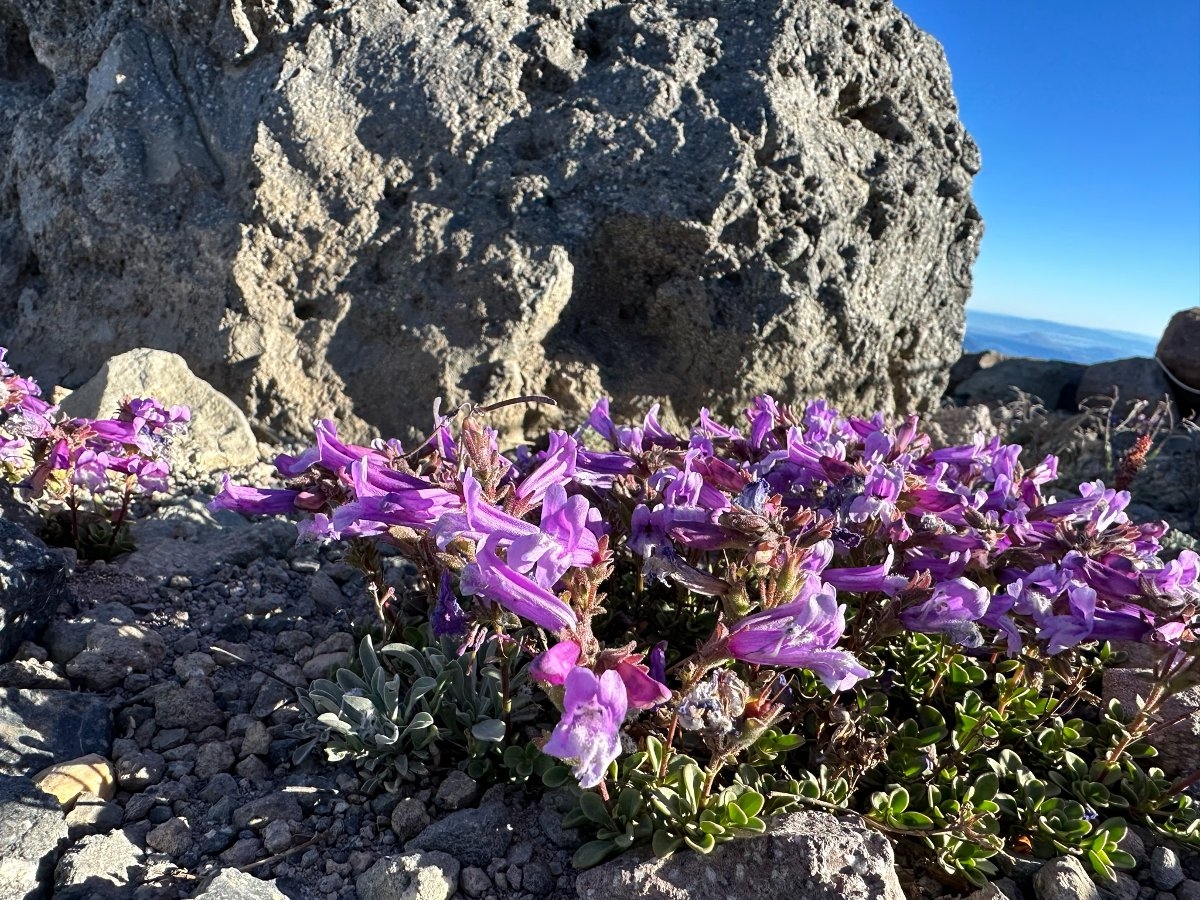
[968,301,1170,341]
[963,309,1159,364]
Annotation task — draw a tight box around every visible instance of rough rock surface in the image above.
[1103,668,1200,777]
[0,687,112,775]
[952,358,1086,411]
[57,348,260,473]
[0,517,68,663]
[1157,307,1200,391]
[1,0,981,443]
[574,810,906,900]
[0,774,69,900]
[1075,357,1172,414]
[194,867,289,899]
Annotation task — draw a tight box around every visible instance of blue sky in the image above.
[893,1,1200,339]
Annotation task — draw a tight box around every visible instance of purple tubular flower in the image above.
[584,397,619,446]
[515,432,578,510]
[542,667,627,789]
[432,571,469,638]
[727,575,871,692]
[530,640,581,685]
[573,448,638,488]
[459,536,578,633]
[747,395,780,450]
[823,547,906,596]
[519,483,600,587]
[336,475,461,534]
[210,475,301,516]
[899,578,991,648]
[616,660,671,709]
[458,470,541,543]
[845,465,903,524]
[696,408,740,440]
[275,419,386,477]
[648,642,667,686]
[1153,550,1200,600]
[0,434,26,465]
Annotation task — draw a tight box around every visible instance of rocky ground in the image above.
[0,450,1196,900]
[3,327,1200,900]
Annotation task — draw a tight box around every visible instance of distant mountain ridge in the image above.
[963,310,1159,364]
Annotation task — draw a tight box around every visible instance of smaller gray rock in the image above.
[55,828,145,890]
[1151,846,1184,891]
[115,751,167,790]
[1103,669,1200,776]
[522,860,554,895]
[1176,879,1200,900]
[460,865,492,898]
[195,742,236,778]
[538,804,582,850]
[948,350,1007,393]
[219,836,262,868]
[302,651,351,680]
[574,811,904,900]
[233,792,304,830]
[1076,358,1172,413]
[308,572,346,610]
[962,884,1004,900]
[262,819,292,855]
[0,656,69,689]
[65,791,124,837]
[391,797,431,843]
[66,624,167,690]
[58,348,259,473]
[154,682,225,731]
[405,801,513,868]
[955,358,1086,411]
[199,772,239,803]
[239,721,272,757]
[435,771,481,810]
[174,652,218,679]
[145,816,193,857]
[1095,871,1137,900]
[1157,307,1200,392]
[356,851,460,900]
[44,602,135,665]
[1033,856,1100,900]
[194,868,289,899]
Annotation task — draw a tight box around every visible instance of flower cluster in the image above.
[215,394,1198,794]
[1,347,190,550]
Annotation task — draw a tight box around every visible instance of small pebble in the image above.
[1152,846,1185,891]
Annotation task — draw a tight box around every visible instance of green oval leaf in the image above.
[573,840,617,870]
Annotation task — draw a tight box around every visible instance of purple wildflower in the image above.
[459,536,578,633]
[530,640,581,685]
[899,578,991,648]
[211,475,301,516]
[542,667,627,788]
[727,575,871,691]
[432,571,469,638]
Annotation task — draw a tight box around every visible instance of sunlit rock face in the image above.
[0,0,981,442]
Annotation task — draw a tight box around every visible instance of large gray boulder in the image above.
[1,0,981,443]
[574,810,906,900]
[1157,307,1200,390]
